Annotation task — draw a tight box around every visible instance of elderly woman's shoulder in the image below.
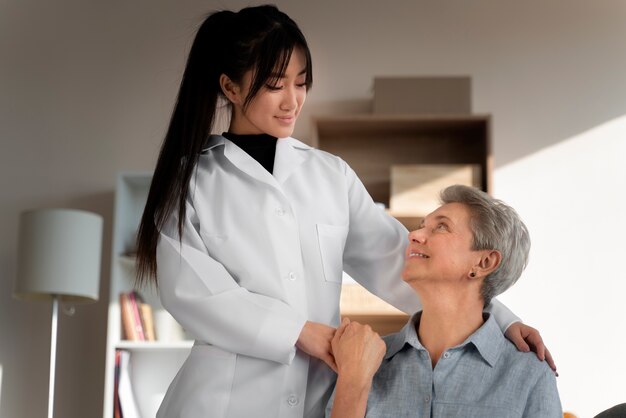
[500,338,556,381]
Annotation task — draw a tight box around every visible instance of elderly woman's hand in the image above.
[505,322,557,374]
[331,318,386,384]
[328,318,385,418]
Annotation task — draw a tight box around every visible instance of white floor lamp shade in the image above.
[15,209,103,302]
[14,208,103,418]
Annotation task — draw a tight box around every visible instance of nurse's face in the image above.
[227,48,308,138]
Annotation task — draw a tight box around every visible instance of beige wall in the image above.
[1,1,625,417]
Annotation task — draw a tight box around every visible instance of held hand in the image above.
[331,318,386,384]
[505,322,557,375]
[296,321,337,372]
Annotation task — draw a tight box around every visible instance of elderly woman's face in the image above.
[402,202,479,285]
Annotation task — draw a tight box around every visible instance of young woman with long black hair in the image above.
[135,5,553,418]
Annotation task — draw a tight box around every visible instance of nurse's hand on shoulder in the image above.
[505,322,557,375]
[297,321,338,372]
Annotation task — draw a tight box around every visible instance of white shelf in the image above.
[118,254,136,268]
[104,173,192,418]
[115,340,194,352]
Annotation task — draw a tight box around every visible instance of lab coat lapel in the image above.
[273,138,310,185]
[222,139,282,191]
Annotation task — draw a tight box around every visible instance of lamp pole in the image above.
[48,296,58,418]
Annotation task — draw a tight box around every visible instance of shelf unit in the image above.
[313,113,493,334]
[312,114,492,205]
[102,173,193,418]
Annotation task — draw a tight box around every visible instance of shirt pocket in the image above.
[316,223,349,283]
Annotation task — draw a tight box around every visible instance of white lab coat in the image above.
[155,135,518,418]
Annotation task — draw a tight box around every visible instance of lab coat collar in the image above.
[273,137,311,184]
[202,135,312,190]
[202,135,226,151]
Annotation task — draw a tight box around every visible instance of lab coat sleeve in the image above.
[156,194,306,365]
[341,163,422,314]
[340,162,521,332]
[485,298,521,331]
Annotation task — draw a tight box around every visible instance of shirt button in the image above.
[443,352,451,359]
[276,208,286,216]
[287,394,299,406]
[424,395,431,402]
[288,271,297,281]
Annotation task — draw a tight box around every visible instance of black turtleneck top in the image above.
[222,132,278,174]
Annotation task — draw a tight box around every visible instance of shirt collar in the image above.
[384,311,505,368]
[462,312,505,367]
[384,312,424,359]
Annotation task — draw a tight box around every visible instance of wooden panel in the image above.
[340,284,410,336]
[341,313,409,336]
[390,164,481,217]
[340,283,404,315]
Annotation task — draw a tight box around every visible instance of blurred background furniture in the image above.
[595,403,626,418]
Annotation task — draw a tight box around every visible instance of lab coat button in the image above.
[287,394,299,406]
[276,207,286,216]
[288,271,297,281]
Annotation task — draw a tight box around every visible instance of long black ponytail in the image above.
[136,5,313,286]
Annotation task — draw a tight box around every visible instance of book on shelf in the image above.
[120,291,156,342]
[113,350,122,418]
[128,291,146,341]
[120,292,139,341]
[139,302,156,341]
[117,349,141,418]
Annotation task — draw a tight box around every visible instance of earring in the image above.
[469,271,476,278]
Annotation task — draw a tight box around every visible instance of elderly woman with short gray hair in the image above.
[327,185,562,418]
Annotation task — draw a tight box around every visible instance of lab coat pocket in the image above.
[316,223,348,283]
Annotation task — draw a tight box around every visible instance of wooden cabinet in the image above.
[313,114,492,334]
[312,114,492,207]
[102,173,192,418]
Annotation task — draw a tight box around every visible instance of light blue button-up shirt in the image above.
[327,313,562,418]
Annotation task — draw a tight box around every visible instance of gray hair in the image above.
[440,185,531,306]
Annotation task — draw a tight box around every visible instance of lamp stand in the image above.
[48,295,59,418]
